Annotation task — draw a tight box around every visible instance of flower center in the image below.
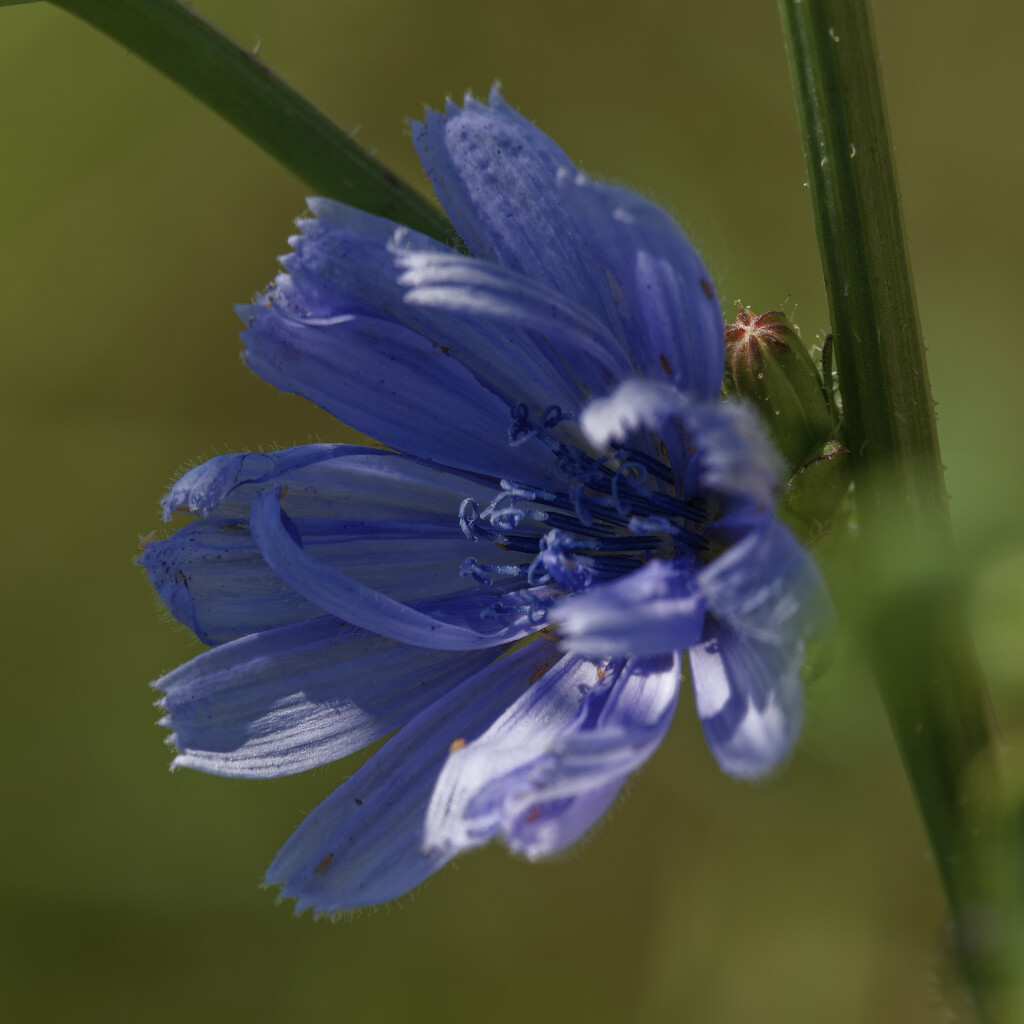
[457,404,708,622]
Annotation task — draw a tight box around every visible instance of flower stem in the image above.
[46,0,452,241]
[777,0,1012,1014]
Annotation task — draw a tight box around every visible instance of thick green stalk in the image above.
[47,0,451,241]
[777,0,1008,1014]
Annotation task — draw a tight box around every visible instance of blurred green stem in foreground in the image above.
[778,0,1018,1017]
[46,0,452,242]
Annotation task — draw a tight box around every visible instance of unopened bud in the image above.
[725,306,836,474]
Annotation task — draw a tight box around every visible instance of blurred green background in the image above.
[2,1,1022,1021]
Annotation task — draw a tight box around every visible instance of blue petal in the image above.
[424,652,680,860]
[697,520,832,651]
[163,445,499,523]
[241,304,555,481]
[689,623,803,779]
[264,640,556,914]
[556,174,724,399]
[423,654,604,856]
[148,448,537,644]
[550,559,706,657]
[578,378,694,483]
[413,90,591,290]
[142,516,513,645]
[396,248,632,388]
[249,488,542,650]
[412,89,722,395]
[689,521,832,778]
[684,400,782,530]
[142,519,317,645]
[578,378,689,448]
[156,617,495,778]
[262,201,586,416]
[303,196,420,243]
[507,653,680,857]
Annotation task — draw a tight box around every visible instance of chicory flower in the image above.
[142,88,830,915]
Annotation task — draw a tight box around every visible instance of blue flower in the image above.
[143,88,831,915]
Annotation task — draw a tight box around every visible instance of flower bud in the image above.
[725,306,836,474]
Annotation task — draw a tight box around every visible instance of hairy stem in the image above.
[778,0,1008,1015]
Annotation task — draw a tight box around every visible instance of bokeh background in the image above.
[2,1,1022,1021]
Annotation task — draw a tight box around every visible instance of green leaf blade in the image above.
[48,0,451,241]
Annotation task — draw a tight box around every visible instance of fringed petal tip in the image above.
[157,444,355,523]
[159,452,281,521]
[411,83,499,127]
[302,196,412,243]
[152,615,497,781]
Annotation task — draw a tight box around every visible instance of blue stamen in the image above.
[611,460,647,515]
[613,447,675,484]
[479,480,557,532]
[569,482,594,528]
[455,401,711,613]
[628,514,674,536]
[527,530,596,591]
[524,592,553,624]
[541,405,572,429]
[459,498,480,540]
[629,515,709,551]
[479,590,553,626]
[540,511,617,538]
[509,404,576,453]
[571,535,664,554]
[460,557,529,586]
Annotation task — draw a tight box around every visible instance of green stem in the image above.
[777,0,1007,1013]
[46,0,451,241]
[779,0,945,522]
